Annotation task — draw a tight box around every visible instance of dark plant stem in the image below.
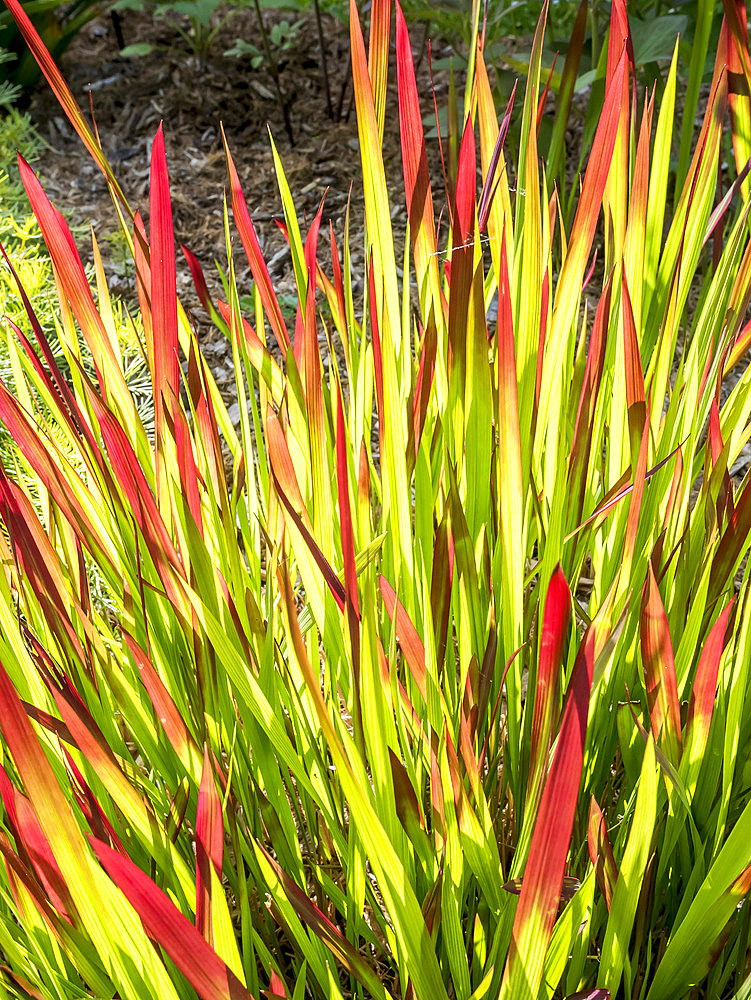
[336,60,351,121]
[251,0,295,145]
[415,19,430,73]
[344,80,355,122]
[110,8,125,51]
[312,0,333,119]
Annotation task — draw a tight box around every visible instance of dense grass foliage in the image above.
[1,1,751,999]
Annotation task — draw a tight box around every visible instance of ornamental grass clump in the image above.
[1,1,751,998]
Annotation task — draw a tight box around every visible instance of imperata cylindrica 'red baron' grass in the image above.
[0,1,751,998]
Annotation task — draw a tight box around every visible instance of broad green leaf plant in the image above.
[1,0,751,998]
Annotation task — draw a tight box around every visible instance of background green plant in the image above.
[0,0,105,89]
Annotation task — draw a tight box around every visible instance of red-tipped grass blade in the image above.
[0,768,74,921]
[515,566,570,862]
[149,125,180,459]
[640,559,682,765]
[366,255,386,463]
[395,0,439,293]
[84,384,186,582]
[335,383,362,740]
[536,53,557,136]
[196,746,223,944]
[380,575,427,700]
[17,156,123,390]
[447,118,476,395]
[222,132,290,354]
[0,390,114,576]
[528,566,571,783]
[336,386,360,624]
[501,570,599,1000]
[0,656,97,930]
[588,796,618,911]
[265,409,313,531]
[541,47,627,438]
[684,600,735,768]
[0,247,102,461]
[269,470,346,614]
[478,83,516,234]
[90,838,254,1000]
[495,227,524,649]
[0,832,66,930]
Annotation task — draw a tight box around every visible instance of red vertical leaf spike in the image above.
[536,54,557,136]
[529,567,572,781]
[336,387,360,623]
[149,125,180,459]
[686,599,735,748]
[336,383,362,743]
[447,119,477,398]
[368,256,386,462]
[196,745,223,944]
[17,156,120,390]
[396,1,438,265]
[502,569,600,1000]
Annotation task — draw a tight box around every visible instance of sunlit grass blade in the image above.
[537,47,627,496]
[640,560,682,765]
[598,736,659,999]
